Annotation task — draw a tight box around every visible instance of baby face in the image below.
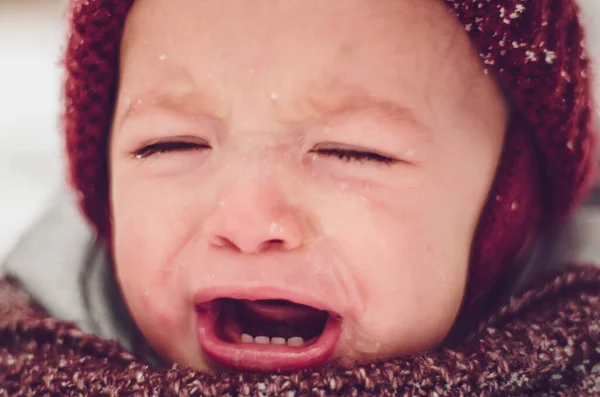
[109,0,508,372]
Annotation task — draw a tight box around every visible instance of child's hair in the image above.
[62,0,597,308]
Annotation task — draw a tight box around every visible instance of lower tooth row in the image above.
[241,334,304,347]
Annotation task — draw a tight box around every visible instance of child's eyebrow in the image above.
[115,80,428,136]
[114,87,224,133]
[303,80,429,134]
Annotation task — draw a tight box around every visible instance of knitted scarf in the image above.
[1,266,599,396]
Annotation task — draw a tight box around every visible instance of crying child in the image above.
[108,0,509,371]
[5,0,597,376]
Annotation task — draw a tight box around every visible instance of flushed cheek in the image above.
[312,190,466,356]
[111,173,209,278]
[311,189,430,294]
[114,254,191,362]
[111,178,207,348]
[112,210,188,318]
[344,238,464,360]
[114,234,200,365]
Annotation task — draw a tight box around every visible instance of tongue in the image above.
[235,300,327,339]
[238,300,323,323]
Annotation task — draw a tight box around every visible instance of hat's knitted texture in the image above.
[63,0,596,306]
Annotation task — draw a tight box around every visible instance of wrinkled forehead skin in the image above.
[63,0,596,307]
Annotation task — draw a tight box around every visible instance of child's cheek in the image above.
[111,166,208,277]
[309,177,467,359]
[110,173,207,350]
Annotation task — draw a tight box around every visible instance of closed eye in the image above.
[311,147,396,165]
[133,140,210,159]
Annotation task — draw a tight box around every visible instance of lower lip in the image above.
[196,308,342,372]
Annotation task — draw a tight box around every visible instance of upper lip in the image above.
[193,284,340,317]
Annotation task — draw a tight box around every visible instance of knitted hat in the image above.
[63,0,597,307]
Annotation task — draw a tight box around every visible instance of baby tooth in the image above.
[241,333,254,343]
[255,336,270,345]
[271,337,286,345]
[287,337,304,347]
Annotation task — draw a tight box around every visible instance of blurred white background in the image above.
[0,0,66,262]
[0,0,599,262]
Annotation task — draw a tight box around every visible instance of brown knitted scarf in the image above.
[1,266,599,396]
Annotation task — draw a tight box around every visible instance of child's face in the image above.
[109,0,508,371]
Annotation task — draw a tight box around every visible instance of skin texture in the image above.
[109,0,508,371]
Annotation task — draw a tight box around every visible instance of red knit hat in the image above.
[63,0,597,307]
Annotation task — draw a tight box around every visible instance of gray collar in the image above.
[2,191,138,351]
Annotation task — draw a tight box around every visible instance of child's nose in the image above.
[203,183,307,254]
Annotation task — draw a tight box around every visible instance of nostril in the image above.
[258,239,286,252]
[212,236,241,251]
[212,236,288,253]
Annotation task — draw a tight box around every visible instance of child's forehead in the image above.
[121,0,460,60]
[115,0,492,132]
[119,0,475,88]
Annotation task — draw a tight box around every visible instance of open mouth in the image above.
[196,298,342,372]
